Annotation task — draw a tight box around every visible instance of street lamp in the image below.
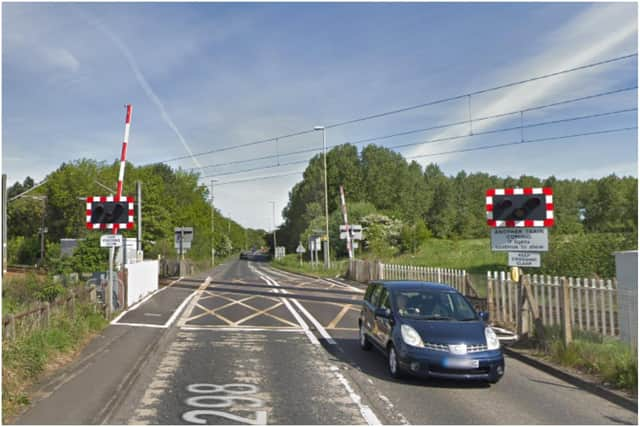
[314,125,330,269]
[269,201,277,258]
[210,179,218,268]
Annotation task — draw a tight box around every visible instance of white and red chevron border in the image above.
[486,187,554,227]
[86,196,135,230]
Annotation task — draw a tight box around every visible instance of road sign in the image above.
[86,196,135,230]
[100,234,123,248]
[486,187,554,228]
[296,244,306,254]
[491,228,548,252]
[509,252,541,268]
[175,227,194,249]
[339,224,363,240]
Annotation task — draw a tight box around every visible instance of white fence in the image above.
[126,260,159,307]
[347,259,476,297]
[487,272,619,336]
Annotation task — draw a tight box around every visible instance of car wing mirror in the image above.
[478,311,489,322]
[375,307,391,319]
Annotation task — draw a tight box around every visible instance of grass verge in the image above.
[2,304,108,422]
[272,254,349,279]
[533,326,637,394]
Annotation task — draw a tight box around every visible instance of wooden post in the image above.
[70,290,76,319]
[560,277,573,346]
[6,315,15,341]
[517,274,529,337]
[487,272,495,322]
[522,274,545,342]
[41,302,50,329]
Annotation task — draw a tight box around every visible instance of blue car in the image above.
[358,281,504,383]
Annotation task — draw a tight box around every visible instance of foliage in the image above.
[538,326,637,392]
[6,159,266,267]
[2,304,108,421]
[272,254,349,278]
[540,232,636,278]
[277,144,637,259]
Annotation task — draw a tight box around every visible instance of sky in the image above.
[2,2,638,230]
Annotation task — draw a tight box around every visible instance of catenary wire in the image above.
[192,86,636,172]
[212,126,637,186]
[152,53,637,165]
[200,107,637,178]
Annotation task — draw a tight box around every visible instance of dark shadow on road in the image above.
[167,282,362,305]
[603,415,636,425]
[326,336,491,390]
[526,377,578,391]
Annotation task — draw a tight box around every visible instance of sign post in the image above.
[296,243,306,266]
[486,187,554,340]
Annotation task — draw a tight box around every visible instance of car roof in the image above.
[371,281,457,292]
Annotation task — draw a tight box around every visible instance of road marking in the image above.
[180,326,305,333]
[330,365,381,425]
[249,263,320,345]
[257,266,337,345]
[327,304,354,329]
[144,313,162,317]
[162,281,208,328]
[112,322,167,328]
[110,285,168,324]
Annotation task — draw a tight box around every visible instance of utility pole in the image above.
[2,174,7,275]
[136,181,142,255]
[38,196,47,266]
[314,126,330,269]
[210,180,215,268]
[269,201,277,258]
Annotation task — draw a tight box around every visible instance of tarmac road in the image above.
[14,259,638,425]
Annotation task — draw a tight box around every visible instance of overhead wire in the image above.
[151,53,636,165]
[212,126,637,186]
[201,107,637,179]
[192,86,637,172]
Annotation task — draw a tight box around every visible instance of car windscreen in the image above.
[392,289,477,321]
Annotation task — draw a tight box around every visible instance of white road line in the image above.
[112,322,167,328]
[330,365,381,425]
[267,265,364,293]
[110,276,184,324]
[163,277,210,328]
[180,326,305,333]
[258,266,336,345]
[249,264,321,346]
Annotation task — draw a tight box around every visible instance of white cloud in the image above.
[42,47,80,72]
[406,3,637,164]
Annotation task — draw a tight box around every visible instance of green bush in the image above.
[540,326,637,392]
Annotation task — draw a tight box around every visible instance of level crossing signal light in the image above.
[86,196,135,229]
[486,187,554,227]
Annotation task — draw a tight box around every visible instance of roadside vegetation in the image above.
[272,254,349,279]
[2,273,107,421]
[274,143,636,281]
[534,326,637,394]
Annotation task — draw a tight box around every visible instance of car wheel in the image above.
[387,345,402,379]
[359,323,372,350]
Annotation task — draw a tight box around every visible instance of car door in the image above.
[374,287,393,345]
[361,283,378,337]
[366,284,384,346]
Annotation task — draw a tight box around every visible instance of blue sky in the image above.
[2,2,638,230]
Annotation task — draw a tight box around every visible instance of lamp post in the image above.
[269,201,277,258]
[210,179,218,268]
[314,125,330,269]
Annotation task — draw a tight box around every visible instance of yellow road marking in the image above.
[327,304,353,329]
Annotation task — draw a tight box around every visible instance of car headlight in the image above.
[401,324,424,348]
[485,327,500,350]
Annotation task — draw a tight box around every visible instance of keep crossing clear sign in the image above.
[508,252,541,267]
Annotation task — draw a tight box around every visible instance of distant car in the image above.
[239,251,249,260]
[358,281,504,383]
